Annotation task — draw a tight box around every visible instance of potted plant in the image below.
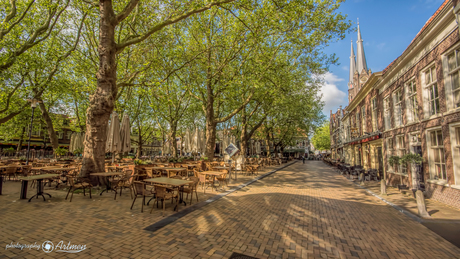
[73,148,83,156]
[54,147,68,158]
[4,147,15,155]
[400,153,423,165]
[134,159,144,165]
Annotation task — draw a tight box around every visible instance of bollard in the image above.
[416,190,431,218]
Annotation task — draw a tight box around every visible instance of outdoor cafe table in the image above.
[18,174,60,201]
[90,172,123,196]
[200,171,226,191]
[38,167,77,187]
[30,166,61,172]
[163,167,187,177]
[152,163,169,166]
[144,177,193,210]
[106,165,128,172]
[150,167,186,178]
[212,166,234,181]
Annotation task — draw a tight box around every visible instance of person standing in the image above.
[302,155,305,164]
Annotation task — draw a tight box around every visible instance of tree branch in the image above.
[116,0,236,52]
[115,0,139,24]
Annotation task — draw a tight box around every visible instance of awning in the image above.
[345,132,381,145]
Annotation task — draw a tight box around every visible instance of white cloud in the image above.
[342,66,349,71]
[319,72,347,116]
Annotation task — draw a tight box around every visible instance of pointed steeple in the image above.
[356,19,368,74]
[349,40,357,87]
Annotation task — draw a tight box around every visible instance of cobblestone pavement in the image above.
[1,161,460,259]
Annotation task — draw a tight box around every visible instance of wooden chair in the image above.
[65,176,93,202]
[216,171,228,188]
[130,181,154,213]
[183,177,199,204]
[113,169,134,200]
[150,185,178,216]
[4,166,19,181]
[198,173,212,193]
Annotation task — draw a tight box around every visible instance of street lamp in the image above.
[25,99,42,165]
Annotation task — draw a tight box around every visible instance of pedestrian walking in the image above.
[302,156,305,164]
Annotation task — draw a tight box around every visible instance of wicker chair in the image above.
[150,185,178,216]
[65,176,93,202]
[198,173,212,193]
[130,181,154,213]
[113,169,134,200]
[216,171,228,188]
[4,166,19,181]
[182,176,199,204]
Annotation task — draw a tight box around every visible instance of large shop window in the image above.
[371,98,378,132]
[405,80,418,123]
[424,66,440,116]
[396,135,407,175]
[446,49,460,109]
[427,129,446,180]
[384,97,391,130]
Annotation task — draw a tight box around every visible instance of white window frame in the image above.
[66,131,72,140]
[383,96,391,130]
[422,65,439,117]
[426,128,446,181]
[396,135,407,175]
[442,44,460,111]
[449,123,460,186]
[405,79,418,123]
[393,89,403,127]
[371,97,378,132]
[58,132,64,140]
[361,106,366,134]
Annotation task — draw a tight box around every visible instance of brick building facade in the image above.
[331,0,460,209]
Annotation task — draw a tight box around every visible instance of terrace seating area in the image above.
[0,156,287,216]
[322,158,383,184]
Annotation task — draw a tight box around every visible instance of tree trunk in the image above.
[81,1,117,177]
[265,137,270,157]
[17,127,26,153]
[137,125,142,158]
[240,137,248,158]
[205,120,217,159]
[170,125,177,158]
[37,101,59,149]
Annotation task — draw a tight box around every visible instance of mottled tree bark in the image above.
[81,0,118,177]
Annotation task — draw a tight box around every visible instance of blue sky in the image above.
[320,0,446,117]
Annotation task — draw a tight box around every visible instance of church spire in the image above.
[356,19,368,74]
[349,40,357,88]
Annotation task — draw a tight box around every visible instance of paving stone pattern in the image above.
[1,161,460,258]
